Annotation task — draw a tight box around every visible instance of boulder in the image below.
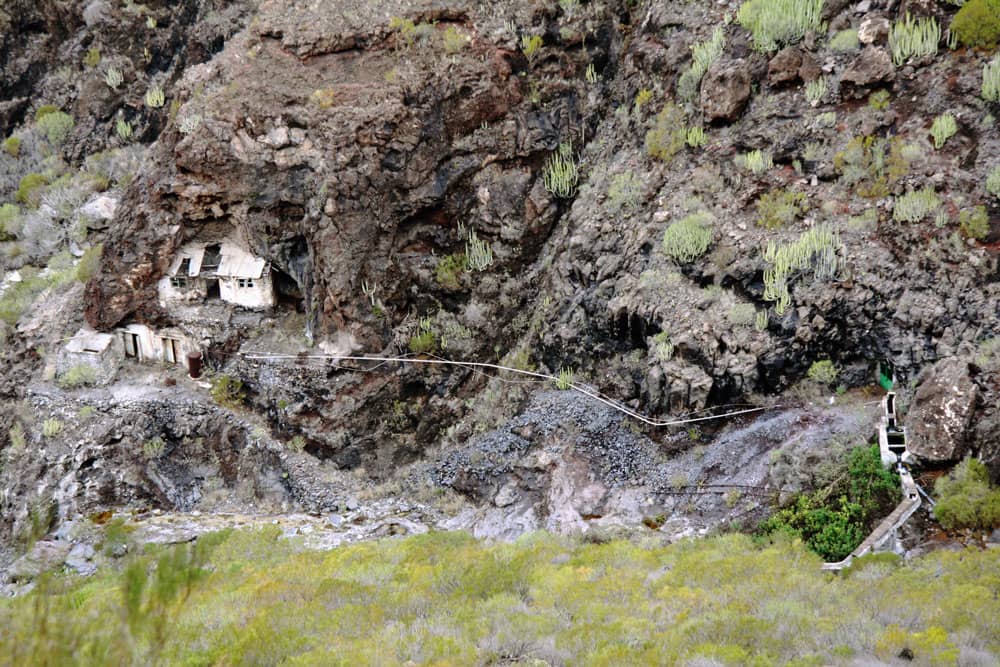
[858,16,890,45]
[6,541,72,582]
[906,358,978,462]
[701,59,752,123]
[839,47,895,97]
[768,48,821,86]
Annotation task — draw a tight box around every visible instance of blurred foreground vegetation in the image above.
[3,527,1000,666]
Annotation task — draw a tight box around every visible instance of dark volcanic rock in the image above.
[701,59,752,123]
[839,46,895,96]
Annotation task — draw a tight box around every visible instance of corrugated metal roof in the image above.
[167,245,205,277]
[216,242,267,279]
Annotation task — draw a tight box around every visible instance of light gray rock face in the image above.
[906,358,978,462]
[6,541,71,582]
[701,59,751,123]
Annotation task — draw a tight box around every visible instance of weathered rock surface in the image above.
[767,47,820,86]
[701,59,752,123]
[436,390,876,539]
[839,46,895,95]
[906,358,977,462]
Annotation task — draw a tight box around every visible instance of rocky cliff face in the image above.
[2,0,1000,558]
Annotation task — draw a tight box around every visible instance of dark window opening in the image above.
[203,244,222,272]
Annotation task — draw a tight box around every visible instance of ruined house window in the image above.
[171,276,188,289]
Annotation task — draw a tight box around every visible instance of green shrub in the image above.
[834,135,909,198]
[760,444,900,561]
[42,419,64,438]
[15,173,48,206]
[83,47,101,68]
[804,76,826,105]
[829,28,859,52]
[210,375,246,409]
[959,206,989,240]
[755,189,807,229]
[435,253,466,290]
[442,25,468,54]
[3,135,20,157]
[645,104,686,162]
[34,104,60,121]
[893,187,940,222]
[9,422,26,449]
[58,364,98,388]
[930,113,957,149]
[520,34,543,62]
[950,0,1000,49]
[737,149,773,175]
[677,27,726,101]
[888,14,940,66]
[868,89,891,111]
[0,203,18,240]
[934,457,1000,532]
[736,0,823,52]
[541,143,578,198]
[606,171,642,213]
[984,54,1000,102]
[144,85,165,108]
[142,437,166,459]
[408,330,437,354]
[762,224,840,315]
[685,126,706,148]
[988,165,1000,198]
[75,244,104,282]
[36,110,74,145]
[662,210,714,263]
[633,88,653,111]
[807,359,838,385]
[727,303,757,326]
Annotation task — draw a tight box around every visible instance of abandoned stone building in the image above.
[158,238,275,310]
[56,328,123,385]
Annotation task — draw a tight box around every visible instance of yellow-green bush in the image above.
[737,0,823,52]
[950,0,1000,49]
[36,109,74,145]
[210,374,246,409]
[645,104,687,162]
[3,135,20,157]
[15,173,48,206]
[58,364,98,388]
[934,457,1000,532]
[756,188,807,229]
[2,528,999,665]
[662,210,714,263]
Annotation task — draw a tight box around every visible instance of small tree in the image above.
[934,458,1000,533]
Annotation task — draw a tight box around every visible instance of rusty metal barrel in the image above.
[187,351,203,379]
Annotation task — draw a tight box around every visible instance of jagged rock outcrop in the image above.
[2,0,1000,556]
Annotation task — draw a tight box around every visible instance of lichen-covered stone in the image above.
[906,358,978,462]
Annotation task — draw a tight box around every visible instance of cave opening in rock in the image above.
[272,266,304,312]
